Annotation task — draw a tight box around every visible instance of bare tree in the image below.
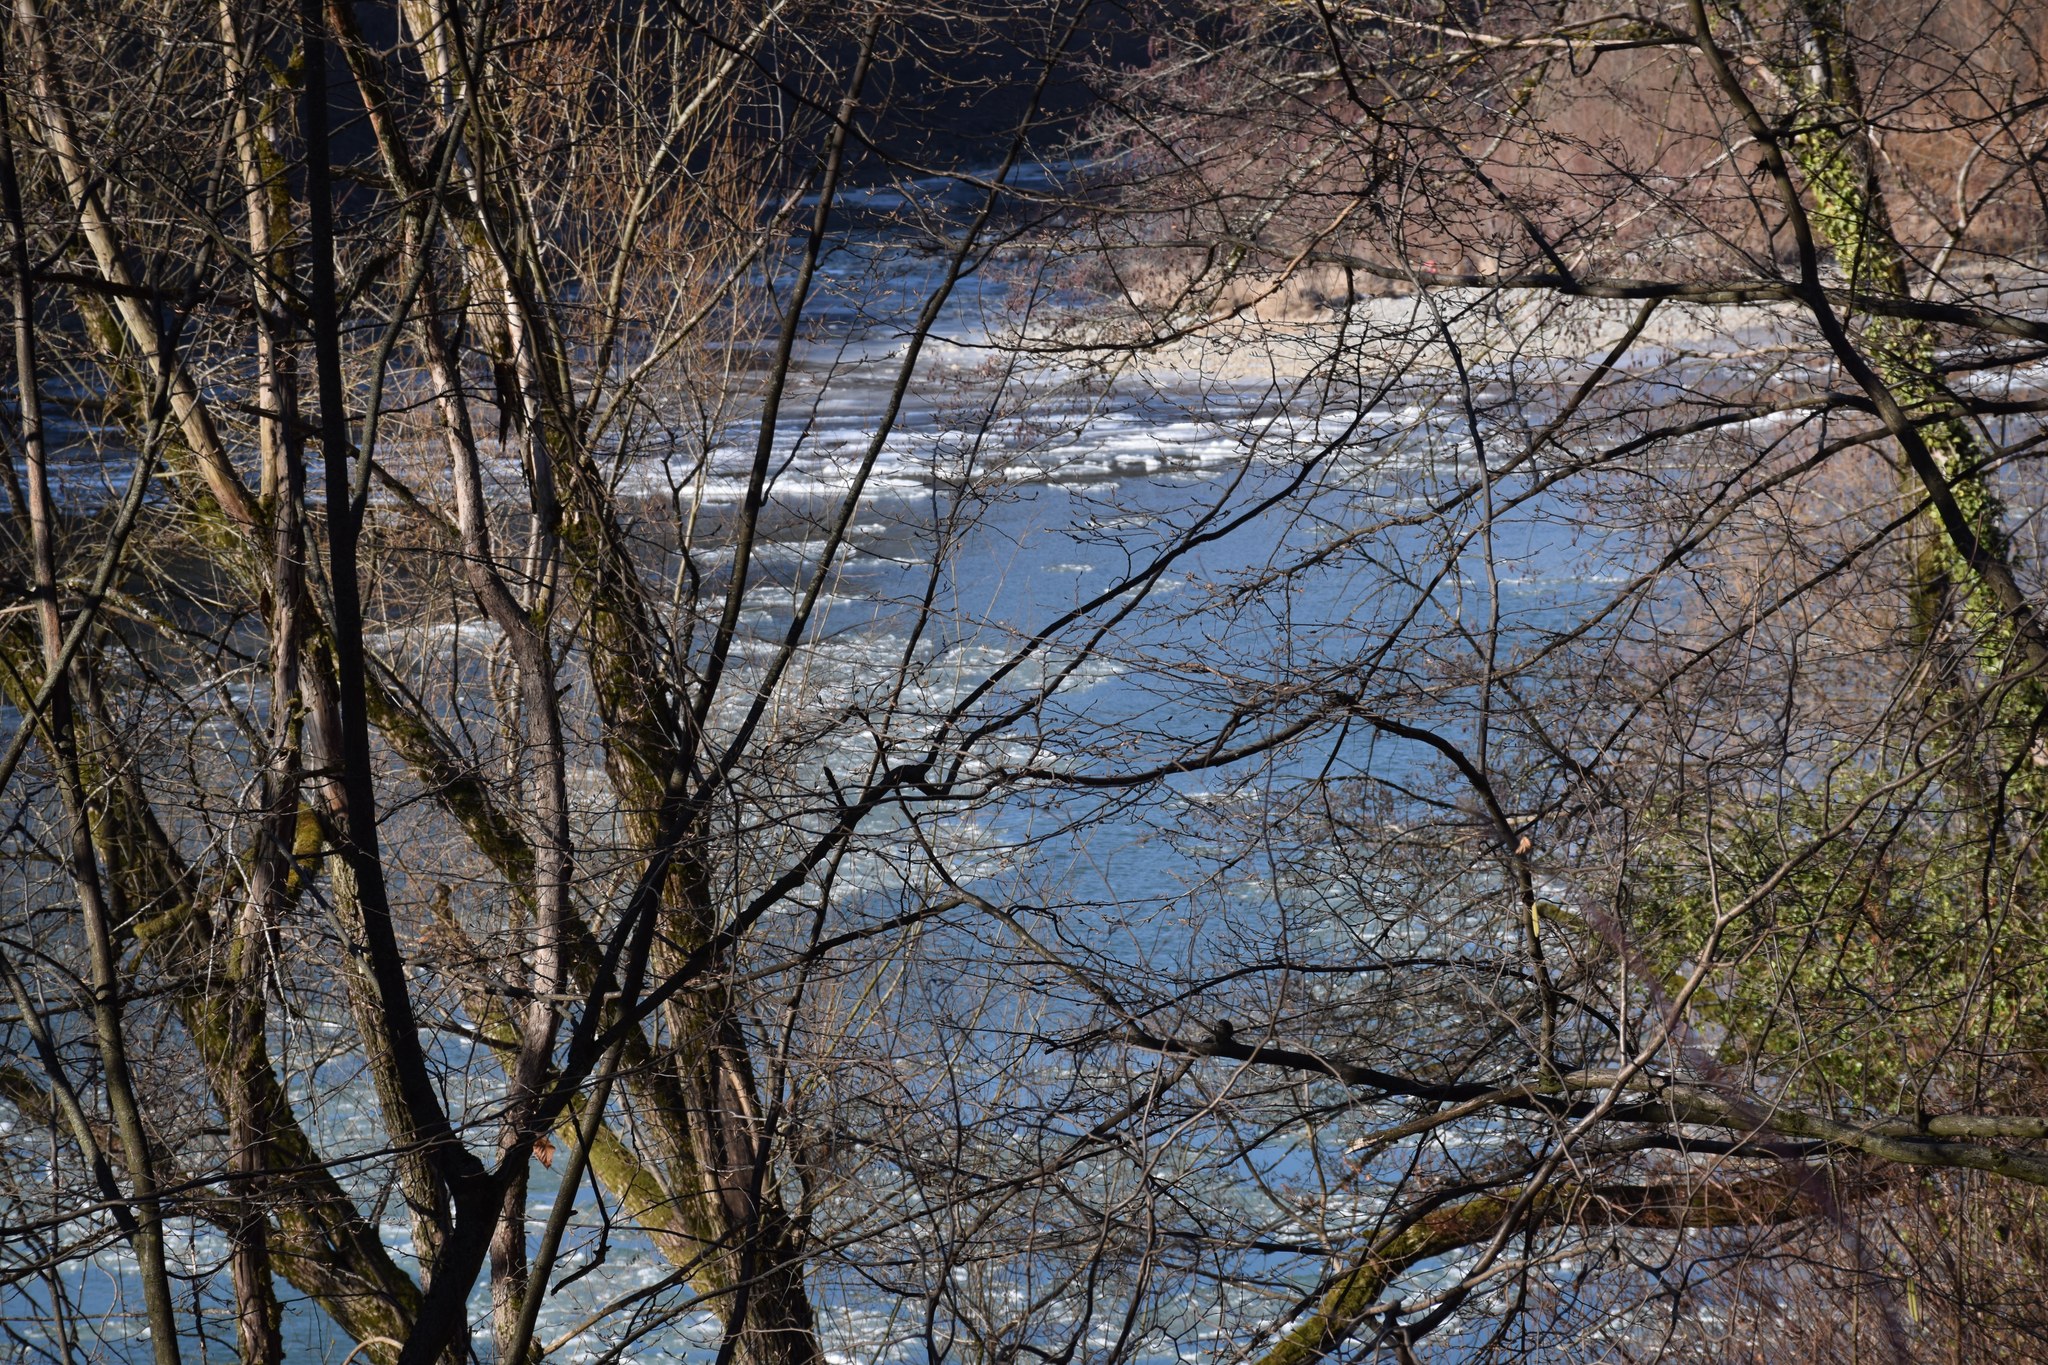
[1022,1,2048,1359]
[2,1,2047,1364]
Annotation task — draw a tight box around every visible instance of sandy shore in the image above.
[1002,280,2043,388]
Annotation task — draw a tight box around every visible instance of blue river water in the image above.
[2,213,1659,1362]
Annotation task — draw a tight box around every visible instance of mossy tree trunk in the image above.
[1780,0,2045,753]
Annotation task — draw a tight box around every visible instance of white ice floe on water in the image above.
[604,386,1456,509]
